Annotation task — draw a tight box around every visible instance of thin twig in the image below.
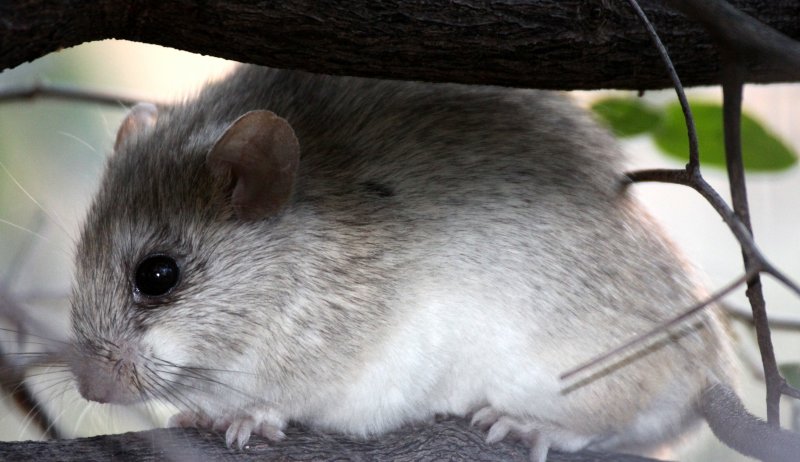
[0,213,60,438]
[626,169,800,299]
[783,384,800,400]
[0,82,157,107]
[0,293,61,439]
[624,0,699,169]
[764,267,800,301]
[725,303,800,331]
[601,4,800,432]
[560,268,759,381]
[0,212,45,290]
[720,57,782,425]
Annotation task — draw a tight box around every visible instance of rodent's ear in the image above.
[114,103,159,152]
[207,110,300,220]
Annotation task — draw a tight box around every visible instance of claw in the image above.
[471,406,501,430]
[170,408,285,450]
[255,422,285,441]
[486,417,512,443]
[475,407,551,462]
[528,433,550,462]
[225,416,255,449]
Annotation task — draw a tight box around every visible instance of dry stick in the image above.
[625,168,800,296]
[784,386,800,401]
[597,0,800,429]
[563,0,800,395]
[0,82,156,107]
[561,268,759,381]
[0,298,60,439]
[0,214,59,439]
[0,360,60,440]
[621,0,800,298]
[721,59,783,426]
[623,0,699,169]
[725,303,800,331]
[569,0,786,386]
[668,0,800,412]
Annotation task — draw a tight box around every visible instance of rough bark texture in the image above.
[1,0,799,90]
[0,418,661,462]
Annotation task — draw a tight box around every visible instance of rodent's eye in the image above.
[134,255,180,298]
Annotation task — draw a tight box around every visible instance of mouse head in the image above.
[69,103,299,405]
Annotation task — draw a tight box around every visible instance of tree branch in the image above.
[0,82,158,108]
[1,1,800,89]
[0,423,662,462]
[665,0,800,76]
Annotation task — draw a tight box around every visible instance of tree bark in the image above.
[1,0,799,90]
[0,418,661,462]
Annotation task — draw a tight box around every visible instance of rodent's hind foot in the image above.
[216,409,286,450]
[470,405,502,431]
[470,406,550,462]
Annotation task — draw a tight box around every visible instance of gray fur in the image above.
[69,66,762,459]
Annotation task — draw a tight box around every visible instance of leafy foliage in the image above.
[591,98,660,137]
[780,364,800,389]
[591,97,797,172]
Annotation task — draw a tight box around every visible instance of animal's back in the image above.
[158,66,735,452]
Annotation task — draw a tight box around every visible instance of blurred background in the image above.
[0,40,798,461]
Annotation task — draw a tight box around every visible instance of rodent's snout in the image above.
[71,342,147,405]
[73,361,114,404]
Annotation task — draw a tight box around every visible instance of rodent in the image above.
[67,65,800,461]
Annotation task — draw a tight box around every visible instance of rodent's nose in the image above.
[77,380,112,404]
[74,364,115,404]
[72,357,122,404]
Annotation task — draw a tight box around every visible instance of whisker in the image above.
[141,369,203,416]
[155,367,272,411]
[0,218,53,245]
[3,375,71,404]
[1,211,47,288]
[97,108,116,139]
[153,385,199,417]
[0,339,61,348]
[57,131,98,154]
[150,359,255,377]
[139,393,167,427]
[15,380,65,440]
[146,361,262,418]
[23,374,74,393]
[72,399,96,436]
[182,365,256,376]
[153,374,219,399]
[0,327,70,344]
[17,406,54,439]
[0,159,71,238]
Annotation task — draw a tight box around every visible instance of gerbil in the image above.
[68,65,800,461]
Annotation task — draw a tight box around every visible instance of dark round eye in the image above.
[134,255,180,297]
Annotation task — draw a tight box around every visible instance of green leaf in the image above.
[653,101,797,172]
[780,364,800,389]
[591,97,662,137]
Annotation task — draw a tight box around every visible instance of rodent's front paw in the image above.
[169,409,286,449]
[215,409,286,450]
